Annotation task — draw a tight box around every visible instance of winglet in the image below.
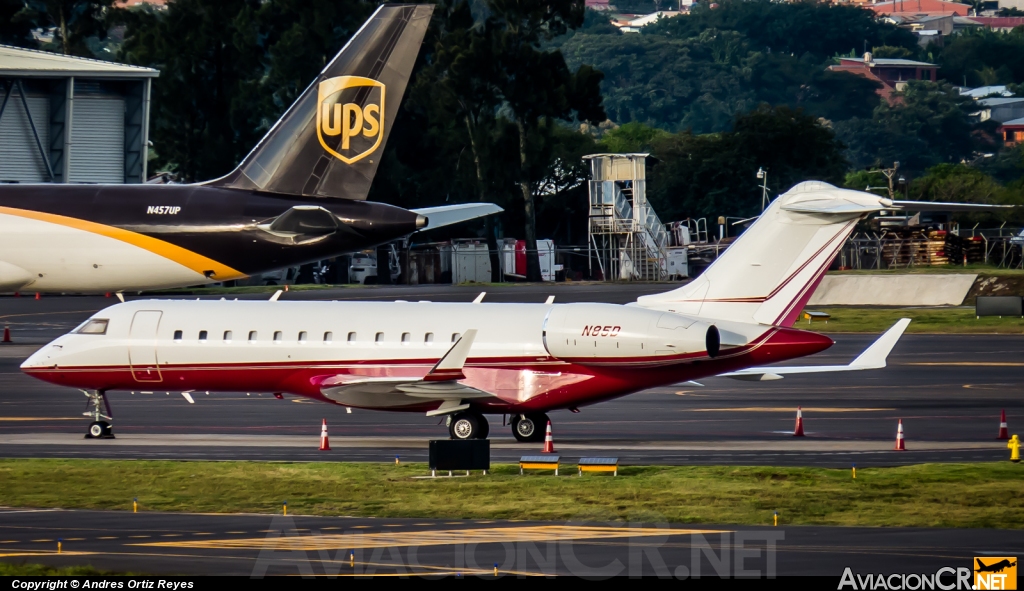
[269,290,283,302]
[423,329,477,382]
[472,292,486,304]
[850,318,911,369]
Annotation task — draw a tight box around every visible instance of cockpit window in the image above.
[76,319,109,335]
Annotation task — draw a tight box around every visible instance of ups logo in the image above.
[316,76,386,164]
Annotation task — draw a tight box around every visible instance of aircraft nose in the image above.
[20,344,60,369]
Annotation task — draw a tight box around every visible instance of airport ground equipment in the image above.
[578,457,618,476]
[542,420,556,453]
[976,296,1023,318]
[803,311,830,324]
[428,439,489,477]
[586,153,671,281]
[793,407,805,437]
[319,419,330,451]
[520,456,560,476]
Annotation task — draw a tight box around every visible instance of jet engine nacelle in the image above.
[542,303,719,365]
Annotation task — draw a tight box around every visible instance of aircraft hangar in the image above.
[0,44,158,184]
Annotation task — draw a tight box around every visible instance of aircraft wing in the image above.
[412,203,503,231]
[319,329,501,415]
[718,319,910,381]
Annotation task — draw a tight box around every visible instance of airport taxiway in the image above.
[1,507,1020,577]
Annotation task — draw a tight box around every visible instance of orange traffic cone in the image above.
[793,406,805,437]
[894,419,906,451]
[319,419,331,451]
[34,292,40,300]
[998,409,1009,440]
[2,326,10,343]
[542,420,556,453]
[105,292,111,298]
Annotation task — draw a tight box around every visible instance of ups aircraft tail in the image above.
[636,181,1012,327]
[207,3,433,200]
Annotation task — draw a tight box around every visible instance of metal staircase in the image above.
[585,153,669,281]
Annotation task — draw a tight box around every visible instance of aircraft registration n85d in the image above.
[0,4,500,294]
[26,181,1005,441]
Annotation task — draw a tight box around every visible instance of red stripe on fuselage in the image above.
[23,328,833,413]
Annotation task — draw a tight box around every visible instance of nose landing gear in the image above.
[511,413,549,443]
[82,390,114,439]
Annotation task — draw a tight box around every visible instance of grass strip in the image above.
[0,460,1021,528]
[799,306,1024,333]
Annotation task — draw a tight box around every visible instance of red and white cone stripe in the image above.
[542,420,556,453]
[319,418,331,451]
[998,409,1009,440]
[793,406,805,437]
[894,419,906,451]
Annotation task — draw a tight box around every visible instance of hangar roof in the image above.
[0,44,159,79]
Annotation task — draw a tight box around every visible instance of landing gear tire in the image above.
[83,390,114,439]
[511,413,548,443]
[86,421,113,439]
[448,411,488,440]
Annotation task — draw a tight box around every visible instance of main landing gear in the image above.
[446,411,489,440]
[511,413,549,443]
[444,411,551,442]
[83,390,114,439]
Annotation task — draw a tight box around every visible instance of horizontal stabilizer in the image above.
[889,200,1015,212]
[719,318,910,380]
[412,203,503,231]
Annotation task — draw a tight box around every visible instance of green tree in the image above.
[648,105,848,220]
[936,28,1024,87]
[647,0,917,61]
[27,0,114,57]
[0,0,38,48]
[600,121,669,153]
[834,81,993,175]
[489,0,605,281]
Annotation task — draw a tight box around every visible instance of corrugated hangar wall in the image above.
[0,46,156,185]
[0,93,50,183]
[69,83,125,184]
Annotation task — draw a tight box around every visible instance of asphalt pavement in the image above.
[1,508,1020,577]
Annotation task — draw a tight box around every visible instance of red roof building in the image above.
[999,118,1024,147]
[869,0,972,17]
[829,53,938,103]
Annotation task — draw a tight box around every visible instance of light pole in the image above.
[757,167,771,211]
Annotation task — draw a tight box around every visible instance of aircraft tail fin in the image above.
[206,4,433,200]
[637,182,1014,326]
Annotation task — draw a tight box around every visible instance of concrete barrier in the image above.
[807,274,977,306]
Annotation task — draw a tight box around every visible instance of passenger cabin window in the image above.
[173,330,183,341]
[248,331,257,342]
[347,332,356,342]
[425,332,434,343]
[401,332,410,343]
[198,330,208,341]
[274,331,283,342]
[375,332,384,343]
[223,330,232,341]
[451,333,461,342]
[298,331,307,343]
[76,319,109,335]
[324,332,333,343]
